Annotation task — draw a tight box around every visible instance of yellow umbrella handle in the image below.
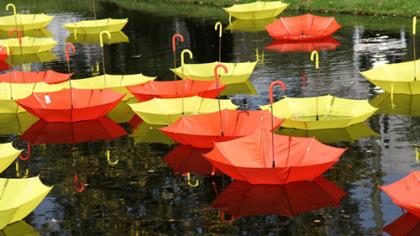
[413,16,417,35]
[15,161,29,178]
[106,149,119,165]
[310,50,319,69]
[181,49,193,66]
[215,22,223,38]
[6,3,16,15]
[99,30,111,48]
[186,172,199,187]
[73,28,78,40]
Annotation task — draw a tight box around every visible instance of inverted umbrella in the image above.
[1,221,40,236]
[0,70,71,84]
[266,36,341,53]
[130,122,175,145]
[381,171,420,218]
[220,80,257,96]
[5,51,57,66]
[370,93,420,116]
[0,37,57,55]
[0,112,38,136]
[0,143,21,174]
[64,18,128,35]
[212,177,346,220]
[266,14,341,41]
[384,213,420,236]
[66,31,129,45]
[0,28,52,38]
[0,3,54,31]
[223,1,288,20]
[0,176,53,230]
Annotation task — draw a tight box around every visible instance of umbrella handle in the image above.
[8,29,22,46]
[6,3,16,16]
[106,149,119,166]
[172,33,184,52]
[413,16,417,35]
[219,211,235,223]
[19,143,31,161]
[73,28,78,40]
[73,174,86,193]
[65,43,76,63]
[15,161,29,178]
[214,22,223,38]
[99,30,111,48]
[269,80,286,104]
[186,172,199,187]
[310,50,319,69]
[214,64,228,84]
[181,49,193,66]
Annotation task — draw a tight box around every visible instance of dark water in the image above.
[1,1,419,235]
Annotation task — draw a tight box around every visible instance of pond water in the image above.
[1,1,419,235]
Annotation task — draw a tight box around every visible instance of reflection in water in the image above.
[130,122,174,145]
[226,18,275,32]
[220,80,257,95]
[0,28,52,38]
[0,112,38,136]
[266,36,341,53]
[0,221,40,236]
[384,212,420,236]
[370,93,420,116]
[6,52,58,66]
[66,31,129,45]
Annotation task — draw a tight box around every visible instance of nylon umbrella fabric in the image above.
[0,112,38,136]
[370,93,420,116]
[127,79,225,101]
[16,88,125,122]
[21,117,127,145]
[381,171,420,218]
[266,36,341,53]
[266,14,341,41]
[204,129,345,184]
[384,213,420,236]
[212,176,346,219]
[64,18,128,34]
[66,31,129,45]
[0,14,53,31]
[0,37,57,55]
[223,1,288,20]
[0,143,21,174]
[161,110,283,148]
[5,52,58,66]
[1,221,40,236]
[0,46,9,72]
[0,71,71,84]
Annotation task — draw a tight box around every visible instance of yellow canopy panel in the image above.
[360,59,420,94]
[66,31,129,44]
[129,96,238,125]
[220,80,257,96]
[131,123,175,145]
[260,95,378,130]
[107,97,136,123]
[0,176,53,230]
[1,221,40,236]
[0,143,21,174]
[0,112,38,136]
[64,18,128,34]
[224,1,288,20]
[0,28,52,39]
[370,92,420,116]
[0,14,54,31]
[0,37,57,55]
[170,61,257,85]
[6,51,58,66]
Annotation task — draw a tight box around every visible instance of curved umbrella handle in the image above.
[19,143,31,161]
[413,16,417,35]
[172,33,184,52]
[73,173,86,193]
[310,50,319,69]
[106,149,119,166]
[219,211,235,223]
[214,22,223,38]
[65,43,76,63]
[99,30,111,48]
[15,161,29,178]
[269,80,286,104]
[6,3,16,16]
[214,64,228,84]
[181,49,193,66]
[73,28,78,40]
[8,29,22,45]
[186,172,199,187]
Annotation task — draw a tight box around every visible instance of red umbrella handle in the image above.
[172,33,184,52]
[269,80,286,103]
[8,29,22,46]
[219,211,235,223]
[214,64,228,84]
[19,143,31,161]
[65,43,76,63]
[73,173,86,193]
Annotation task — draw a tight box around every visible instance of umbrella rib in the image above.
[317,18,335,37]
[280,18,293,37]
[234,183,253,217]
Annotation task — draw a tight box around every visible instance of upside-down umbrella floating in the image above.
[212,176,346,220]
[0,3,54,31]
[0,37,57,55]
[0,143,21,174]
[21,117,127,145]
[66,31,129,44]
[266,36,341,53]
[0,71,71,84]
[381,171,420,218]
[266,14,341,41]
[1,221,40,236]
[0,176,53,230]
[370,93,420,116]
[64,18,128,35]
[224,1,288,20]
[384,213,420,236]
[204,129,346,184]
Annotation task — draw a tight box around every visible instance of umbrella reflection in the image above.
[370,93,420,116]
[0,112,38,136]
[384,213,420,236]
[226,18,275,32]
[130,122,174,145]
[107,97,137,124]
[212,176,346,220]
[220,81,257,96]
[0,28,52,38]
[266,36,341,53]
[6,51,58,66]
[66,31,129,45]
[0,221,40,236]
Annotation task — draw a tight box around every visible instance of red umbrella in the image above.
[0,70,71,84]
[163,145,222,176]
[204,129,345,184]
[384,213,420,236]
[16,88,124,122]
[266,14,341,41]
[21,117,127,144]
[0,45,9,71]
[127,79,226,101]
[381,171,420,218]
[266,36,341,53]
[212,176,346,220]
[161,110,283,148]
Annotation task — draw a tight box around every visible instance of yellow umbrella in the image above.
[131,123,175,145]
[64,18,128,35]
[0,28,52,39]
[277,123,378,143]
[1,221,40,236]
[107,97,137,123]
[66,31,129,45]
[0,143,21,174]
[0,112,38,136]
[224,1,288,20]
[0,176,53,230]
[129,96,238,125]
[370,92,420,116]
[6,51,58,66]
[226,18,276,32]
[220,80,257,96]
[0,37,57,55]
[0,3,53,31]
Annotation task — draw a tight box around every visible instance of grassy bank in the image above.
[109,0,420,17]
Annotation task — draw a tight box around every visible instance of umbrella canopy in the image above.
[0,143,21,174]
[66,31,129,45]
[266,37,341,53]
[212,176,346,219]
[360,59,420,94]
[0,71,71,84]
[381,171,420,218]
[224,1,288,20]
[204,129,345,184]
[5,51,57,66]
[1,221,40,236]
[16,88,125,122]
[0,61,9,72]
[384,213,420,236]
[0,46,8,70]
[170,61,257,85]
[0,14,53,31]
[0,176,53,230]
[260,95,378,130]
[226,18,275,32]
[21,117,127,145]
[0,112,38,136]
[266,14,341,41]
[0,28,52,38]
[161,110,283,148]
[131,122,175,145]
[64,18,128,34]
[163,145,222,176]
[127,79,226,101]
[128,96,238,125]
[221,81,257,96]
[0,37,57,55]
[278,123,378,144]
[370,93,420,116]
[106,97,137,123]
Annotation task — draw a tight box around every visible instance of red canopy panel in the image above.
[384,213,420,236]
[0,70,71,84]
